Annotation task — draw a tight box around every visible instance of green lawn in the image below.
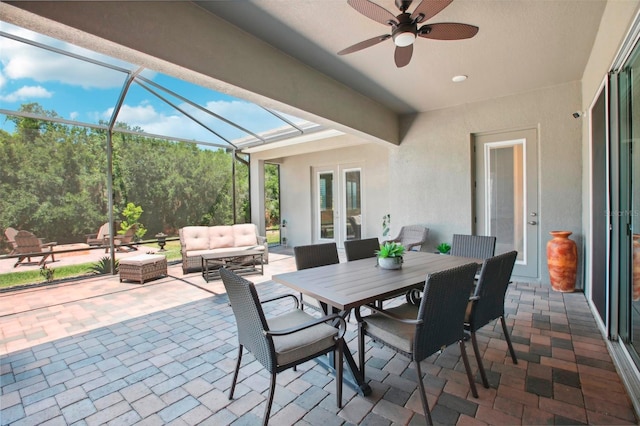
[0,264,93,289]
[0,241,183,290]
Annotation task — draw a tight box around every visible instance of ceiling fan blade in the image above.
[410,0,453,22]
[338,34,391,55]
[418,22,479,40]
[394,44,413,68]
[347,0,397,26]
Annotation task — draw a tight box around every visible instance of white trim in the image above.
[483,138,528,265]
[587,76,611,332]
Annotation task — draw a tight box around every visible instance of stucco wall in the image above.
[254,82,583,285]
[252,139,390,248]
[391,82,583,284]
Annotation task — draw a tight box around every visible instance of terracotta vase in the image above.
[633,235,640,301]
[547,231,577,292]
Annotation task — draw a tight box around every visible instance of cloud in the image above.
[0,23,135,90]
[0,85,53,102]
[1,43,126,89]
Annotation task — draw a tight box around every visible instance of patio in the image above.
[0,248,636,425]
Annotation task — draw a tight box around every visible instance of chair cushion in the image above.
[181,226,211,251]
[363,304,420,354]
[268,310,338,366]
[209,226,235,249]
[233,224,258,247]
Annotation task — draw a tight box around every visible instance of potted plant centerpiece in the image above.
[436,242,451,255]
[376,241,406,270]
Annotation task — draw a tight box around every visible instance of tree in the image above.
[0,103,248,253]
[264,163,280,228]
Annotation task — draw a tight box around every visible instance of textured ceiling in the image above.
[197,0,607,115]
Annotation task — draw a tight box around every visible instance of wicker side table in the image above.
[119,254,167,284]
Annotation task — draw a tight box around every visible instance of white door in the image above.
[314,165,363,247]
[474,129,539,278]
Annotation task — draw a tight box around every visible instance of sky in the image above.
[0,21,309,146]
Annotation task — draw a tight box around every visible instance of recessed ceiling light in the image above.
[452,75,468,83]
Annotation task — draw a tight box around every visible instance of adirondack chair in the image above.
[4,227,19,254]
[114,228,137,252]
[13,230,56,267]
[86,223,110,246]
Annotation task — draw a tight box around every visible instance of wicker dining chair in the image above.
[465,250,518,389]
[344,237,380,261]
[355,263,479,425]
[450,234,497,259]
[220,268,345,426]
[293,242,340,312]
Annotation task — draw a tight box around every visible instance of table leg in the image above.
[202,258,209,283]
[315,350,371,396]
[314,307,372,396]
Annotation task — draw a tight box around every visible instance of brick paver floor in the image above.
[0,248,637,425]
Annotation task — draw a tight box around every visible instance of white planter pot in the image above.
[378,256,403,270]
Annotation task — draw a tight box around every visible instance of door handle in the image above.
[528,221,537,225]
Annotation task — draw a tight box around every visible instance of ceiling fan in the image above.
[337,0,478,68]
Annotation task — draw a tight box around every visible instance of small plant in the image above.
[120,202,147,241]
[89,256,119,275]
[436,242,451,254]
[376,241,406,258]
[39,265,55,282]
[382,214,391,237]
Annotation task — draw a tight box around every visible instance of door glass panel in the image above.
[486,141,525,261]
[318,172,334,239]
[344,170,362,241]
[620,44,640,357]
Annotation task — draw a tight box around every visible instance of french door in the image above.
[314,164,363,247]
[474,129,539,278]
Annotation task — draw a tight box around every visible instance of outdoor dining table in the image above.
[272,250,481,396]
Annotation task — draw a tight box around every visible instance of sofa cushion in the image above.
[181,226,211,251]
[233,224,258,246]
[209,226,235,249]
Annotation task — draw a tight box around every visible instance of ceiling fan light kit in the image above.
[393,31,415,47]
[339,0,478,68]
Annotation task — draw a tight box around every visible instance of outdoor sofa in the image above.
[179,224,268,274]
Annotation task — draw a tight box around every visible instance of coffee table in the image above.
[201,249,264,282]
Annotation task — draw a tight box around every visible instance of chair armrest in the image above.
[405,242,421,251]
[261,293,299,309]
[266,313,347,339]
[356,303,423,325]
[382,238,401,245]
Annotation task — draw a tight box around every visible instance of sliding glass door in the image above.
[616,37,640,364]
